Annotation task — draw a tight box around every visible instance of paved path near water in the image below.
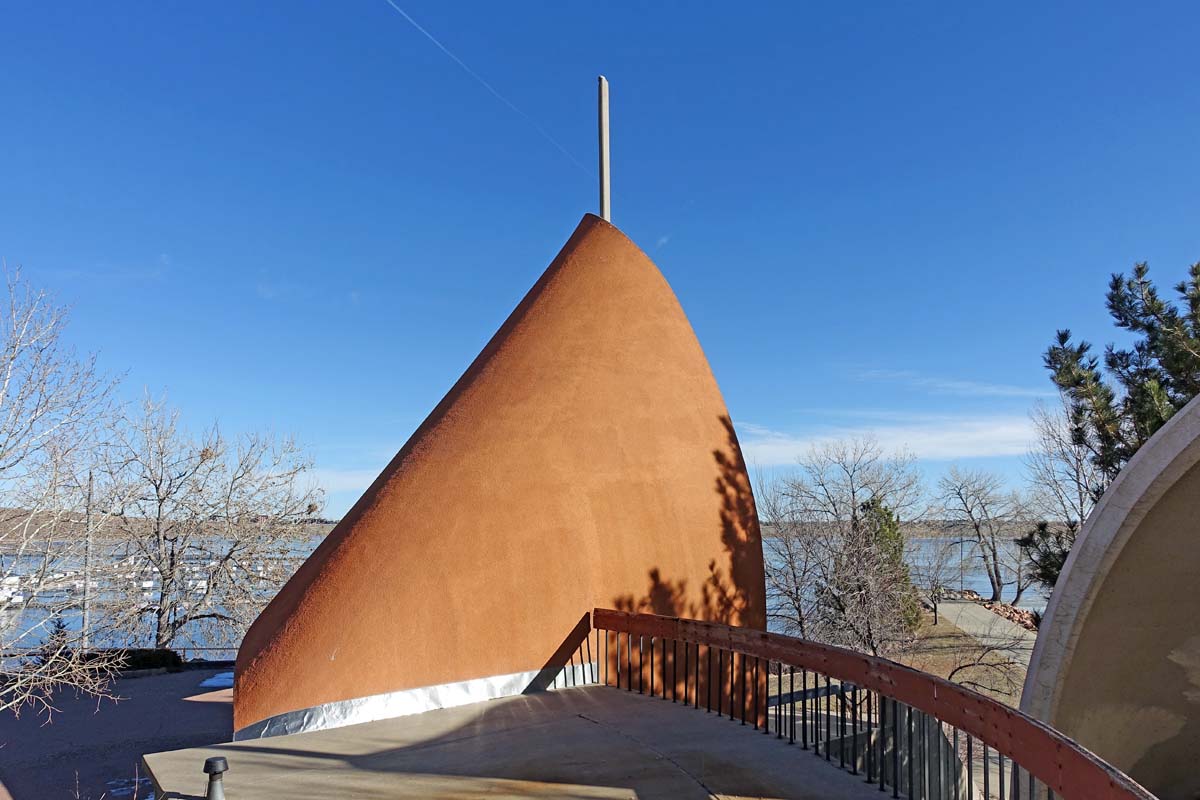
[0,668,232,800]
[938,600,1037,668]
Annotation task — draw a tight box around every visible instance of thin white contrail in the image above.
[381,0,594,178]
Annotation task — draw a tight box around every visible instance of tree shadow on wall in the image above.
[612,415,765,627]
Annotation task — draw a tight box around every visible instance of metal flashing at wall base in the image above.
[233,662,598,740]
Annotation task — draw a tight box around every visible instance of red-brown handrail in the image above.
[592,608,1155,800]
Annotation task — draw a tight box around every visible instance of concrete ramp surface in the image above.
[146,687,882,799]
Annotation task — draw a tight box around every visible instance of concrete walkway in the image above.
[938,600,1036,668]
[146,686,884,800]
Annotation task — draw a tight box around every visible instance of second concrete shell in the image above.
[1023,394,1200,800]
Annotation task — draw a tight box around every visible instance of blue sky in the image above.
[3,2,1199,516]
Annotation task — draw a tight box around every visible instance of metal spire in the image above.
[598,75,611,221]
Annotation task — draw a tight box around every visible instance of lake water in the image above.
[4,532,1049,658]
[905,536,1048,612]
[765,535,1051,615]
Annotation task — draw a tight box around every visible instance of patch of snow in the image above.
[198,671,234,689]
[105,776,153,798]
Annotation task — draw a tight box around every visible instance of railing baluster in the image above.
[907,705,913,800]
[758,658,765,733]
[967,735,973,799]
[633,638,643,695]
[851,685,858,775]
[935,717,942,798]
[681,638,691,700]
[733,652,739,725]
[838,681,846,769]
[953,728,960,800]
[892,698,899,799]
[984,742,990,799]
[759,658,765,733]
[640,635,646,694]
[740,653,747,726]
[628,631,633,689]
[789,666,796,745]
[718,649,724,719]
[777,662,783,739]
[623,630,628,689]
[866,691,873,783]
[826,674,832,762]
[920,711,927,800]
[802,669,809,750]
[870,691,876,783]
[720,649,726,719]
[753,657,763,734]
[751,657,758,730]
[612,632,618,689]
[672,638,681,700]
[693,643,699,709]
[706,646,713,713]
[648,637,654,696]
[660,637,666,699]
[760,659,768,735]
[628,633,634,691]
[661,637,667,699]
[720,652,729,719]
[879,693,886,792]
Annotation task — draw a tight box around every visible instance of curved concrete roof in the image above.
[1023,393,1200,800]
[234,214,766,734]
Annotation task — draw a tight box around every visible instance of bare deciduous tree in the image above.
[764,437,925,656]
[0,270,121,717]
[943,618,1028,699]
[759,474,821,641]
[908,534,959,625]
[102,396,323,651]
[938,467,1032,604]
[1025,401,1101,526]
[1018,401,1103,589]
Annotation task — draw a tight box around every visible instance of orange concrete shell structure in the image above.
[1023,393,1200,800]
[233,214,766,739]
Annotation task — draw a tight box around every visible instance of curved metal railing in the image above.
[588,608,1155,800]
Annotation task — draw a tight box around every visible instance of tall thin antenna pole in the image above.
[598,75,611,221]
[82,470,93,651]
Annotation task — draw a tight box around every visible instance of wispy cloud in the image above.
[311,467,381,494]
[655,234,671,249]
[255,276,304,301]
[857,369,1052,399]
[40,254,171,283]
[737,412,1036,467]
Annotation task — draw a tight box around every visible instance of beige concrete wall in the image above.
[1023,395,1200,800]
[233,214,767,733]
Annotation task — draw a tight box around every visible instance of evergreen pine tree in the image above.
[1020,261,1200,587]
